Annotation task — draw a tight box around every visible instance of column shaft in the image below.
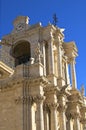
[50,104,58,130]
[58,95,67,130]
[36,99,44,130]
[65,62,70,85]
[57,44,62,78]
[66,118,73,130]
[44,108,49,130]
[42,42,46,75]
[73,118,80,130]
[59,111,66,130]
[70,58,77,89]
[48,39,54,75]
[28,98,32,130]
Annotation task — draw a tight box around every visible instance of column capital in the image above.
[80,118,86,124]
[58,104,67,112]
[69,57,76,64]
[48,103,58,110]
[66,111,81,120]
[71,111,80,119]
[66,113,72,120]
[33,95,45,104]
[43,103,49,111]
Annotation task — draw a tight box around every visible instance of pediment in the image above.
[0,61,14,79]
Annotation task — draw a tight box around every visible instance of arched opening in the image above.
[11,41,31,66]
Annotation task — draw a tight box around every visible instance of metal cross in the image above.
[53,13,58,26]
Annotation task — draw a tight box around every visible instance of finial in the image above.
[81,84,85,96]
[52,13,58,26]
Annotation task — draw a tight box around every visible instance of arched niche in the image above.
[11,40,31,66]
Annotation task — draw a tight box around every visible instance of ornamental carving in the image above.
[58,104,67,112]
[15,95,33,104]
[33,95,45,104]
[66,111,81,120]
[0,15,86,130]
[34,43,43,63]
[48,103,58,110]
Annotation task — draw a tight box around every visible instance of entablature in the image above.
[0,75,49,92]
[63,41,78,61]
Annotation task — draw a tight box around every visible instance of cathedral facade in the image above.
[0,16,86,130]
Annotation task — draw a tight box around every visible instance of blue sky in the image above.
[1,0,86,92]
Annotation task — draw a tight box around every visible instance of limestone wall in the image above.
[0,85,23,130]
[0,45,15,68]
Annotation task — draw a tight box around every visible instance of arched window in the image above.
[11,41,31,66]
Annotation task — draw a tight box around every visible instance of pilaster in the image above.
[43,105,49,130]
[49,103,58,130]
[42,41,46,76]
[34,95,44,130]
[58,94,67,130]
[44,85,59,130]
[15,95,33,130]
[57,37,63,79]
[66,115,73,130]
[48,35,54,75]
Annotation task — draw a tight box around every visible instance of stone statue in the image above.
[34,42,43,63]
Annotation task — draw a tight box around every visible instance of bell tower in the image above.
[11,16,31,66]
[0,16,86,130]
[12,16,29,33]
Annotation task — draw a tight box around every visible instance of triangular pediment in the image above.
[0,61,14,79]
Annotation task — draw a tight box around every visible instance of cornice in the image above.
[63,41,78,59]
[0,76,49,92]
[0,61,14,75]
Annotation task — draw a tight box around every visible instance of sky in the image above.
[0,0,86,92]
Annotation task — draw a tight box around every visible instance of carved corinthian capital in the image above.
[48,103,58,110]
[33,95,45,104]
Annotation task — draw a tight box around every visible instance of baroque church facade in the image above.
[0,16,86,130]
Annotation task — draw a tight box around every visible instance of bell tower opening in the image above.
[11,41,31,66]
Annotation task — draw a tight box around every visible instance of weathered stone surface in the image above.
[0,16,86,130]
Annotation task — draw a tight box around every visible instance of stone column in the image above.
[49,103,58,130]
[42,41,46,76]
[65,59,70,85]
[28,96,33,130]
[48,38,54,75]
[73,114,80,130]
[35,96,44,130]
[58,105,66,130]
[70,58,77,89]
[81,120,86,130]
[57,41,62,78]
[43,105,49,130]
[66,115,73,130]
[57,94,67,130]
[56,40,64,87]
